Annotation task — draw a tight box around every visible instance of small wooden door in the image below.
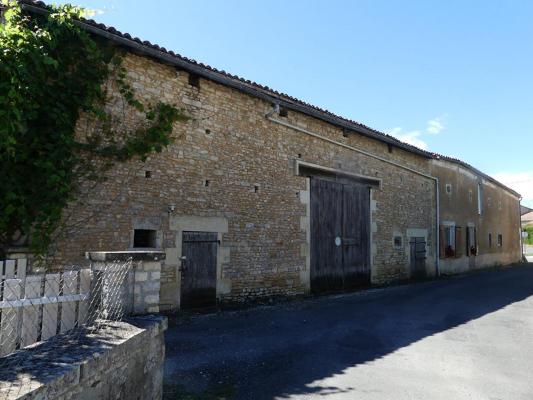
[310,177,370,293]
[410,237,427,279]
[181,231,218,309]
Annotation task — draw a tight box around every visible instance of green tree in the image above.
[0,2,187,260]
[524,226,533,246]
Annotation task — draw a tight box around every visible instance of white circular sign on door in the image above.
[335,236,342,246]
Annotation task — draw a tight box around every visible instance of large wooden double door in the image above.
[310,177,371,293]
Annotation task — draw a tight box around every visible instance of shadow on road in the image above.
[164,264,533,399]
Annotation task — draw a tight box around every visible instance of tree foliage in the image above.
[524,226,533,246]
[0,2,187,258]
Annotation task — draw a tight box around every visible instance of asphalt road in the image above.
[164,264,533,400]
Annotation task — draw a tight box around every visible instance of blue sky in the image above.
[56,0,533,206]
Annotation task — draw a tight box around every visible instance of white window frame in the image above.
[467,223,477,256]
[442,221,456,257]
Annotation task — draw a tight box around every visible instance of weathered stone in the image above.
[0,316,166,400]
[135,272,148,282]
[42,51,521,311]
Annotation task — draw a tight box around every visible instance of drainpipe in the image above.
[435,180,440,276]
[265,104,441,276]
[519,197,524,262]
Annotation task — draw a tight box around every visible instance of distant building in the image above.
[522,209,533,228]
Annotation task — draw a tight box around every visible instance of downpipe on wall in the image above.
[265,104,441,277]
[519,197,525,262]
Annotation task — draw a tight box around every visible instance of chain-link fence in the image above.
[0,258,133,399]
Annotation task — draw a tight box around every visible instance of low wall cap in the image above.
[86,250,166,262]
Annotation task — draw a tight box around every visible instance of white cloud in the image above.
[427,117,445,135]
[492,171,533,207]
[387,115,447,151]
[83,7,114,17]
[388,127,428,150]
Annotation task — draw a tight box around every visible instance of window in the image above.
[488,233,492,248]
[439,225,462,258]
[498,234,503,247]
[133,229,157,248]
[466,226,477,256]
[477,182,483,215]
[188,73,200,88]
[279,107,288,117]
[445,226,456,256]
[468,190,473,203]
[445,184,452,195]
[393,235,403,249]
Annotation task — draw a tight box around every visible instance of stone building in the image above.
[432,159,522,275]
[15,1,523,310]
[522,207,533,228]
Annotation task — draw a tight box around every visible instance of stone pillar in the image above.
[86,251,165,315]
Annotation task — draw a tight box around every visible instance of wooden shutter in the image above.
[474,227,478,255]
[439,225,446,259]
[466,227,470,257]
[455,227,462,258]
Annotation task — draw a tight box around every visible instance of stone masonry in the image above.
[87,251,164,314]
[41,47,520,309]
[0,316,167,400]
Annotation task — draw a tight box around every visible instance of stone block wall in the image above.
[0,316,167,400]
[50,51,439,308]
[134,261,162,314]
[87,251,164,314]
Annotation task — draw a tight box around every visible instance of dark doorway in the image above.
[310,177,371,294]
[410,237,427,279]
[181,231,218,309]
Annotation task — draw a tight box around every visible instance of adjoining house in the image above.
[522,207,533,228]
[10,1,523,310]
[432,160,522,274]
[521,205,532,216]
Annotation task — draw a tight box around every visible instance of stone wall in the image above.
[87,251,164,314]
[0,316,167,400]
[32,43,522,309]
[48,51,439,308]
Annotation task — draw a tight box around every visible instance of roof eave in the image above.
[19,1,521,198]
[20,2,431,159]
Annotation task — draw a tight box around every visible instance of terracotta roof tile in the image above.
[523,212,533,222]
